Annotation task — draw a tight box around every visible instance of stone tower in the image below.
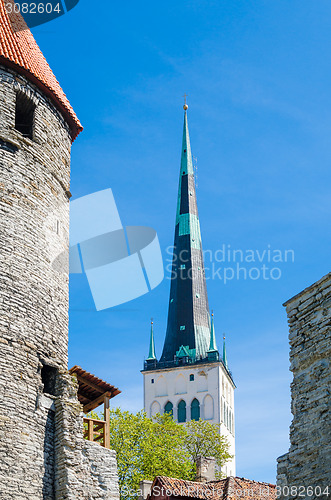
[277,273,331,499]
[0,5,119,499]
[142,106,236,477]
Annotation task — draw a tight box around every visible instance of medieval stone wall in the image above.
[0,65,71,499]
[0,65,119,499]
[55,372,119,500]
[277,273,331,500]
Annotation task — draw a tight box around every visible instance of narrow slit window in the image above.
[15,92,35,139]
[41,364,58,396]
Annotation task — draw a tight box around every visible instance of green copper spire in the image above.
[161,102,212,363]
[223,335,228,369]
[180,110,194,175]
[209,311,218,351]
[207,311,219,361]
[147,319,156,361]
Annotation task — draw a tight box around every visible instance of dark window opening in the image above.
[41,364,58,396]
[177,400,186,423]
[191,398,200,421]
[151,379,154,384]
[190,374,194,381]
[15,92,35,139]
[164,401,173,417]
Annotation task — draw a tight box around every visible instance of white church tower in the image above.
[142,104,236,476]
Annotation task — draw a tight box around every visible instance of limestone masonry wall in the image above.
[0,65,119,499]
[277,273,331,500]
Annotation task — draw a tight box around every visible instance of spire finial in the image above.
[183,93,188,111]
[208,310,217,352]
[223,333,228,369]
[147,319,156,361]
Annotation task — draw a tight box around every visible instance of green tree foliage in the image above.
[184,419,232,479]
[86,408,232,499]
[108,409,192,496]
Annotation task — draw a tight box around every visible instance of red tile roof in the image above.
[149,476,276,500]
[0,0,82,140]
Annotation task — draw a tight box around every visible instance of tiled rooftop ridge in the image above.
[0,0,82,140]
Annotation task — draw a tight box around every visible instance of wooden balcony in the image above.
[69,365,121,449]
[83,417,109,448]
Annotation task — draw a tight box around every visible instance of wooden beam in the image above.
[88,419,93,442]
[83,391,112,413]
[104,395,110,449]
[76,374,105,394]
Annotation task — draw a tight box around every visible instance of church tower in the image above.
[142,105,236,477]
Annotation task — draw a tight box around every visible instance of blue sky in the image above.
[32,0,331,484]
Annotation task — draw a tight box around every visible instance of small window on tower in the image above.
[190,374,194,381]
[151,379,154,384]
[180,325,185,331]
[15,92,35,139]
[41,364,58,396]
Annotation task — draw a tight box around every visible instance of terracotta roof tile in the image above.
[149,476,276,500]
[0,0,82,140]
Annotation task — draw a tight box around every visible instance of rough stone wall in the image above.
[55,372,119,500]
[0,64,71,499]
[0,65,119,499]
[277,273,331,500]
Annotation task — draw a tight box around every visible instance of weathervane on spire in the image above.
[183,93,188,111]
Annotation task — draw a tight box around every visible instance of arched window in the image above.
[175,374,187,394]
[150,401,161,417]
[155,376,167,397]
[177,400,186,423]
[204,394,214,420]
[164,401,173,417]
[191,398,200,421]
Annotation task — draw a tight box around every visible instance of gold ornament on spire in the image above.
[183,93,188,110]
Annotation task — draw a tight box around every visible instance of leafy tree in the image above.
[108,409,192,496]
[184,419,232,479]
[85,408,232,499]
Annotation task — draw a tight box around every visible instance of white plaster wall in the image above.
[143,362,236,476]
